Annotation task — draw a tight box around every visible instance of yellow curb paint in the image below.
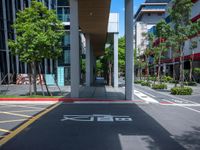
[0,111,31,118]
[0,102,60,147]
[0,119,27,124]
[0,129,10,133]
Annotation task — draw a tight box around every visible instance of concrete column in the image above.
[2,0,10,83]
[163,63,166,76]
[125,0,134,100]
[48,0,52,10]
[45,59,48,74]
[12,0,19,74]
[93,56,96,82]
[114,33,119,87]
[49,0,53,76]
[86,34,91,86]
[90,48,94,85]
[70,0,80,97]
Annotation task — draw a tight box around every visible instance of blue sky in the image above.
[110,0,145,37]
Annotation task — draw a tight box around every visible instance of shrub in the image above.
[161,76,173,83]
[134,80,142,84]
[141,81,151,87]
[169,80,179,84]
[194,68,200,75]
[171,87,193,95]
[152,84,167,90]
[148,76,156,81]
[183,81,197,86]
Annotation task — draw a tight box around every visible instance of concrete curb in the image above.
[0,98,145,103]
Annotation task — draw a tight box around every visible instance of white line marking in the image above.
[181,106,200,114]
[135,89,156,98]
[0,128,10,133]
[134,90,159,104]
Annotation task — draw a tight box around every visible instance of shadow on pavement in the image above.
[1,103,187,150]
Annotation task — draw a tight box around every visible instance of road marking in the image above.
[0,102,60,147]
[181,106,200,114]
[135,89,156,98]
[9,109,43,113]
[0,111,31,118]
[161,103,200,107]
[61,114,133,122]
[0,104,45,110]
[0,119,27,124]
[0,129,10,133]
[134,90,158,104]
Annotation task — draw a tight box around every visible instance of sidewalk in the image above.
[0,79,126,100]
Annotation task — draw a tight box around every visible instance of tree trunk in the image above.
[31,62,37,95]
[179,43,185,87]
[189,51,194,82]
[38,63,45,96]
[146,55,149,81]
[173,58,176,81]
[157,53,161,83]
[108,62,112,86]
[28,63,32,96]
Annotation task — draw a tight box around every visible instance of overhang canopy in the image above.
[78,0,111,56]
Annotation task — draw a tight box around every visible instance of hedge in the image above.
[134,80,143,84]
[171,87,193,95]
[152,84,167,90]
[183,82,197,86]
[141,81,151,87]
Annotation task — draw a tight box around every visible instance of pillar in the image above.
[114,33,119,87]
[86,34,91,86]
[90,48,94,85]
[2,0,10,83]
[125,0,134,100]
[70,0,80,97]
[12,0,19,74]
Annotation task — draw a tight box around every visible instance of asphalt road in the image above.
[1,102,200,150]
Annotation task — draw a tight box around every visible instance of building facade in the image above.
[158,0,200,80]
[134,0,170,56]
[0,0,76,86]
[0,0,135,99]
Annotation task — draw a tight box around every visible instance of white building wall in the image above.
[141,13,165,24]
[191,0,200,19]
[108,13,119,33]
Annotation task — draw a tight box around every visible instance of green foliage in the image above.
[134,80,143,84]
[169,80,179,84]
[183,81,197,86]
[8,0,64,63]
[193,68,200,75]
[96,59,103,76]
[81,59,86,74]
[152,84,167,90]
[141,81,151,87]
[161,76,173,83]
[171,87,193,95]
[168,0,194,87]
[148,76,157,81]
[118,37,125,74]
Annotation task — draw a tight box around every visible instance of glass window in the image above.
[57,0,69,6]
[63,32,70,47]
[64,50,70,64]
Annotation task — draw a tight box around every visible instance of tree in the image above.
[188,20,200,81]
[9,0,64,95]
[169,0,193,87]
[118,37,125,74]
[154,20,172,82]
